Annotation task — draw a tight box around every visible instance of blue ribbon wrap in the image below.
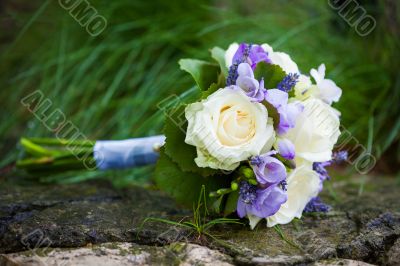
[93,135,166,170]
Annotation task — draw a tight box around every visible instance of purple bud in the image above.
[277,139,295,160]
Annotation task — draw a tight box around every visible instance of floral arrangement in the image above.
[154,43,346,228]
[17,42,347,229]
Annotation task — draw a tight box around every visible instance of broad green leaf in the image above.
[210,47,228,78]
[154,148,228,207]
[163,105,218,177]
[179,59,220,91]
[254,62,286,89]
[224,190,239,216]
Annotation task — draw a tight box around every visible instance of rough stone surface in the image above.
[0,175,399,265]
[0,242,234,266]
[387,238,400,266]
[312,259,375,266]
[0,181,190,254]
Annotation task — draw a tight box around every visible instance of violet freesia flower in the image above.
[250,151,287,185]
[265,89,304,135]
[237,181,287,219]
[226,43,271,86]
[232,43,271,69]
[235,63,266,102]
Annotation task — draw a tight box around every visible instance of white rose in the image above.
[283,98,340,162]
[185,88,275,171]
[261,43,300,74]
[267,163,320,227]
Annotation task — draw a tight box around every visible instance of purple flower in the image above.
[313,150,348,191]
[226,43,271,86]
[237,182,287,219]
[235,63,266,102]
[265,89,304,135]
[313,161,331,191]
[332,150,348,163]
[313,151,348,181]
[237,181,257,204]
[313,161,331,182]
[250,151,287,185]
[304,197,331,213]
[265,88,288,108]
[232,43,271,70]
[278,102,304,135]
[279,180,288,191]
[277,139,295,160]
[226,63,240,86]
[277,73,299,92]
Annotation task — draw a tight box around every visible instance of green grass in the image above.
[0,0,399,185]
[138,185,243,243]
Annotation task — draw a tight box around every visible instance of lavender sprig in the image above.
[304,197,331,213]
[276,73,299,92]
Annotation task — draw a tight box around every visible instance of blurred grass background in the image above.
[0,0,399,186]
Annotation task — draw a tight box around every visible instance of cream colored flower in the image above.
[283,98,340,162]
[261,43,300,74]
[294,64,342,105]
[266,163,320,227]
[224,43,239,68]
[185,87,275,170]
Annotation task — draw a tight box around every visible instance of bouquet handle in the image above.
[94,135,165,170]
[16,135,166,173]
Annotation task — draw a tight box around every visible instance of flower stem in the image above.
[17,137,97,174]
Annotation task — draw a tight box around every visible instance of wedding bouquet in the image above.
[153,42,346,228]
[17,42,347,229]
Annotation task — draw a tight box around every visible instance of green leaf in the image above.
[262,100,280,129]
[210,47,228,78]
[212,195,224,213]
[163,105,218,177]
[154,148,228,207]
[201,83,220,99]
[254,62,286,89]
[224,190,239,216]
[179,59,220,91]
